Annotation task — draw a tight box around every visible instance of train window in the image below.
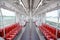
[45,10,58,27]
[0,10,3,29]
[57,10,60,39]
[45,10,59,39]
[1,8,16,27]
[46,9,60,39]
[58,15,60,28]
[57,10,60,28]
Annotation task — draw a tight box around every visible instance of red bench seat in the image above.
[0,23,22,40]
[39,23,57,40]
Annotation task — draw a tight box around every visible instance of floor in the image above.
[14,26,26,40]
[36,27,45,40]
[13,21,60,40]
[20,22,40,40]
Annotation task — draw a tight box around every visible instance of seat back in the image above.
[42,24,56,35]
[0,29,4,37]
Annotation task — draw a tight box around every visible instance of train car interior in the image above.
[0,0,60,40]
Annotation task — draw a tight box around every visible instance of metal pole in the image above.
[0,8,5,37]
[56,3,59,39]
[57,9,60,39]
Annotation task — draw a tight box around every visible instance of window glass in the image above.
[45,10,58,27]
[45,10,59,40]
[58,10,60,28]
[0,10,3,28]
[1,8,16,27]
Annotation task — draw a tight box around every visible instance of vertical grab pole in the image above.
[57,9,60,39]
[56,3,59,39]
[0,8,5,37]
[15,12,16,23]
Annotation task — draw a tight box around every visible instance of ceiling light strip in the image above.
[19,0,28,15]
[33,0,43,15]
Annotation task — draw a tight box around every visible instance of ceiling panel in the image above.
[33,0,41,9]
[33,0,59,16]
[22,0,29,9]
[0,0,60,16]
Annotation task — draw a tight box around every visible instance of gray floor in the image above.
[36,27,45,40]
[14,27,26,40]
[20,22,40,40]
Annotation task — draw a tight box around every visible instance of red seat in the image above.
[5,23,22,40]
[0,29,4,37]
[57,29,60,38]
[0,23,22,40]
[39,23,57,40]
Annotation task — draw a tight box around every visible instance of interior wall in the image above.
[16,12,20,23]
[16,12,27,26]
[40,13,46,24]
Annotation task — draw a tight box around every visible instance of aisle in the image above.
[20,23,30,40]
[20,22,40,40]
